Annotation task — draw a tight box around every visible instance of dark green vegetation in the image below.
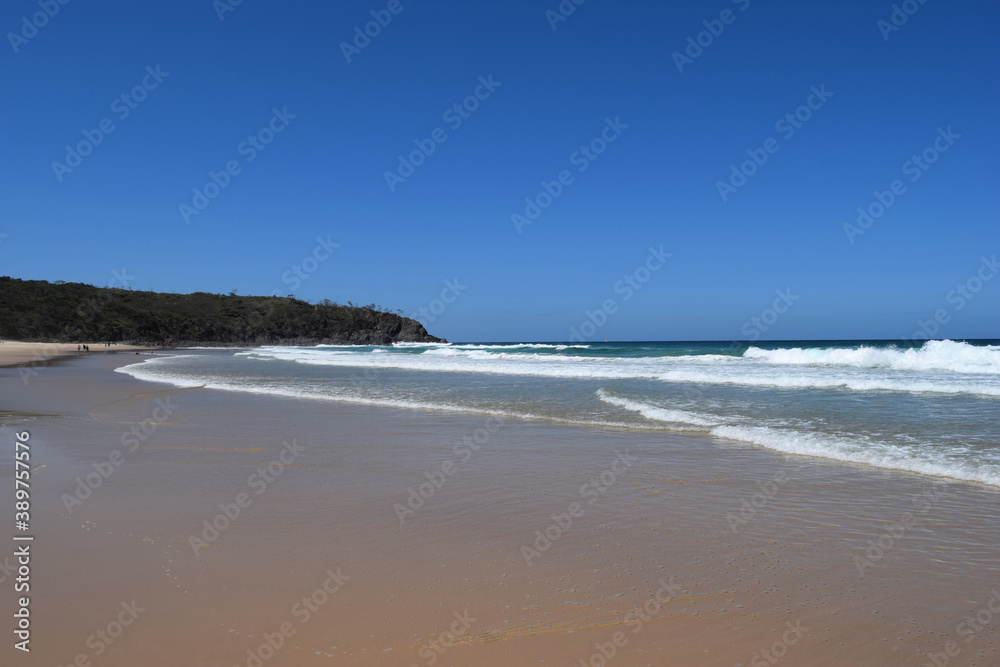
[0,277,445,346]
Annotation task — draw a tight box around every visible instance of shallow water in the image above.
[117,339,1000,487]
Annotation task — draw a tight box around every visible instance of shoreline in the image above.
[1,353,998,665]
[115,349,1000,492]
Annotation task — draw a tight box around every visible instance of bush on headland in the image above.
[0,277,445,346]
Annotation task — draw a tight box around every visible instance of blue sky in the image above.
[1,0,997,342]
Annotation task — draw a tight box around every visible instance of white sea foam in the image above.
[389,341,451,348]
[115,355,1000,487]
[596,391,1000,487]
[450,343,591,351]
[114,361,661,431]
[234,344,1000,397]
[595,389,717,427]
[744,340,1000,375]
[709,424,1000,487]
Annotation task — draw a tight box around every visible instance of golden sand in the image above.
[1,353,997,666]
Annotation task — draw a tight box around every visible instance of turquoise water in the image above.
[118,339,1000,487]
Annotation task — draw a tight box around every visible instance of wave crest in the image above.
[744,340,1000,375]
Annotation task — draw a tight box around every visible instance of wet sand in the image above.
[1,353,998,666]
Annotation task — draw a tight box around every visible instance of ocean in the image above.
[116,338,1000,487]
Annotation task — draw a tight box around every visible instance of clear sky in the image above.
[1,0,997,342]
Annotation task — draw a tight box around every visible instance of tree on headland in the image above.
[0,277,446,346]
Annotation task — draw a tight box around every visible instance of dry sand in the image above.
[0,353,998,666]
[0,341,153,368]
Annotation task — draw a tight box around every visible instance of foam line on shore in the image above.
[596,391,1000,488]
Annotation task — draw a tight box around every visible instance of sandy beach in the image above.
[1,352,998,666]
[5,0,996,664]
[0,341,153,368]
